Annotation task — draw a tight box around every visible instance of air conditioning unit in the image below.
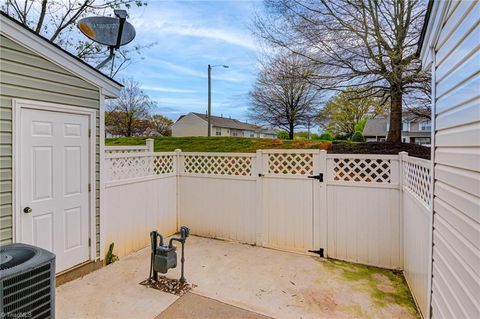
[0,243,55,318]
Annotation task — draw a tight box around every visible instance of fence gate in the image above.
[259,150,327,254]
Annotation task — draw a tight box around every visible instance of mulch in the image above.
[329,142,431,160]
[140,277,196,296]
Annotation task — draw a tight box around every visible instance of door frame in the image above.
[12,98,97,264]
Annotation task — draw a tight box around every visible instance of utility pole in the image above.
[207,64,228,137]
[207,64,212,137]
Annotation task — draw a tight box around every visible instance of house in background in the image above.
[363,115,432,145]
[172,112,276,138]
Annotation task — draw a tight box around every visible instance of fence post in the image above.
[175,149,182,230]
[254,150,264,246]
[398,151,408,270]
[146,138,154,152]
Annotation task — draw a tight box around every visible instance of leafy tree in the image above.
[354,118,368,133]
[319,132,334,141]
[106,78,154,136]
[255,0,430,143]
[151,114,173,136]
[2,0,148,75]
[351,132,365,142]
[277,130,289,139]
[317,88,386,137]
[249,52,321,139]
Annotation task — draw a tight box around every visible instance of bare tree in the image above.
[2,0,149,75]
[255,0,430,143]
[106,78,154,137]
[249,53,321,139]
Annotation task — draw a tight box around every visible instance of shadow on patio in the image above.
[56,236,418,319]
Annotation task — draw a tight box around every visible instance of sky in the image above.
[116,0,264,122]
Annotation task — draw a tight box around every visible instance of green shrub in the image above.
[319,132,334,141]
[351,131,365,142]
[311,133,320,140]
[105,242,119,265]
[277,131,289,139]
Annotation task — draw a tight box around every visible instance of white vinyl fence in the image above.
[103,141,432,316]
[401,153,432,318]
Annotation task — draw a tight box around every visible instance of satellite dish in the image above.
[78,17,136,47]
[77,10,136,70]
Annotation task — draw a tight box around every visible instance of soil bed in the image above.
[330,142,430,160]
[140,277,196,296]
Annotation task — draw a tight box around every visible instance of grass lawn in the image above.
[106,136,332,153]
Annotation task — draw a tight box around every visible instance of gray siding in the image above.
[431,1,480,318]
[0,34,102,257]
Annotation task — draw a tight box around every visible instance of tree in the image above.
[151,114,173,136]
[2,0,148,75]
[106,78,154,136]
[317,88,386,137]
[249,53,321,139]
[255,0,430,143]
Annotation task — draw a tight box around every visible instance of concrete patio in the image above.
[56,236,419,319]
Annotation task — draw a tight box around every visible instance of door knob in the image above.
[23,207,32,214]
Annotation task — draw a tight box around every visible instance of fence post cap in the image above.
[174,149,182,153]
[398,151,408,156]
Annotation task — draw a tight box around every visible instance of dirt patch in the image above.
[156,292,271,319]
[329,142,430,159]
[140,277,196,296]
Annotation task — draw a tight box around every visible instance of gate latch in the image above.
[307,173,323,182]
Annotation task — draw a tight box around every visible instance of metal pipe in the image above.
[207,64,212,137]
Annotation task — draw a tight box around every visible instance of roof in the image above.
[191,112,259,131]
[363,118,388,137]
[0,11,122,98]
[416,0,435,56]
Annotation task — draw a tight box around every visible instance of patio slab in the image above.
[56,236,418,319]
[155,292,271,319]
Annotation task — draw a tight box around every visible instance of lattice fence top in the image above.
[267,153,314,176]
[183,154,253,176]
[105,148,148,154]
[105,153,175,182]
[331,158,392,183]
[403,158,432,207]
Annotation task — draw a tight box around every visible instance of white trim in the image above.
[13,99,97,266]
[99,90,106,261]
[419,0,450,69]
[0,14,121,98]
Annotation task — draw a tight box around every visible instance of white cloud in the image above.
[142,85,197,94]
[158,24,256,51]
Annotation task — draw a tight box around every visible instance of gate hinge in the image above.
[88,183,91,192]
[88,237,92,247]
[88,129,91,138]
[308,248,324,257]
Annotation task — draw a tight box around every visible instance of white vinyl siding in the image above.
[0,35,102,257]
[430,1,480,318]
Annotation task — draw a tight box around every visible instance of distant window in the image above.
[420,121,431,131]
[216,127,221,136]
[402,121,410,131]
[250,132,255,137]
[415,137,431,145]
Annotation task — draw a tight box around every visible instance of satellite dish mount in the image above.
[96,10,126,70]
[77,9,136,71]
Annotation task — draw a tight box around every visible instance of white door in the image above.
[19,107,91,273]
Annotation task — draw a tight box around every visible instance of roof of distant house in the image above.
[182,112,275,134]
[363,118,388,137]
